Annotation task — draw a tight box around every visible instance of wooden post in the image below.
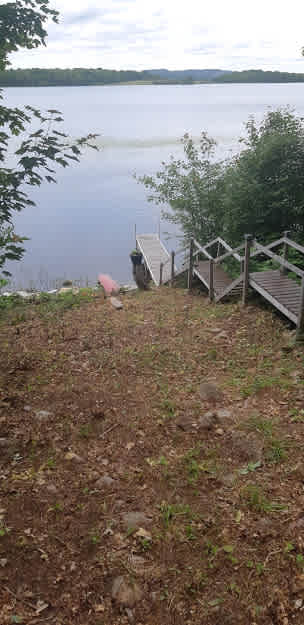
[281,230,290,275]
[171,251,175,286]
[209,258,214,302]
[296,278,304,342]
[188,238,194,290]
[135,224,137,248]
[159,262,163,286]
[242,234,253,306]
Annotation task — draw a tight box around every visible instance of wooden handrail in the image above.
[253,241,304,278]
[214,243,245,264]
[250,237,285,258]
[193,239,213,259]
[284,237,304,255]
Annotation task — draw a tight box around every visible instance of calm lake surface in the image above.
[5,83,304,288]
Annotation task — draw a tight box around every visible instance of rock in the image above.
[121,512,152,530]
[199,382,223,403]
[96,475,115,489]
[294,599,303,609]
[216,409,232,420]
[0,438,8,448]
[215,427,224,435]
[177,416,197,432]
[229,432,263,463]
[125,607,135,623]
[198,411,217,430]
[35,410,53,422]
[110,297,123,310]
[65,451,84,463]
[24,405,32,412]
[0,558,8,568]
[207,327,222,334]
[111,576,143,607]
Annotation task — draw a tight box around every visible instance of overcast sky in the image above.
[10,0,304,72]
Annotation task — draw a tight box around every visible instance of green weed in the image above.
[242,484,286,513]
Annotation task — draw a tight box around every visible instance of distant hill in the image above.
[149,68,228,81]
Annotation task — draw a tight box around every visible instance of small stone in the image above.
[121,512,152,530]
[177,416,197,432]
[24,405,32,412]
[198,411,216,431]
[294,599,303,609]
[215,428,224,435]
[125,608,135,623]
[216,409,232,420]
[35,410,53,422]
[111,576,143,607]
[199,382,223,403]
[0,438,8,447]
[65,451,84,463]
[96,475,115,488]
[0,558,8,567]
[110,297,123,310]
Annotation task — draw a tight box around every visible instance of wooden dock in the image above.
[136,234,172,286]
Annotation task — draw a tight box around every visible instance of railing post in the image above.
[188,238,194,290]
[159,262,163,286]
[171,251,175,286]
[296,277,304,342]
[209,258,214,302]
[281,230,290,275]
[242,234,253,306]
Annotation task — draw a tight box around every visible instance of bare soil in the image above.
[1,287,304,624]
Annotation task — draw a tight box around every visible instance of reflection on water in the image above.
[4,83,304,288]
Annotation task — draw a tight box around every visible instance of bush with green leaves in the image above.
[139,108,304,248]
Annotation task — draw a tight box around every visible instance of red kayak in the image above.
[98,274,119,296]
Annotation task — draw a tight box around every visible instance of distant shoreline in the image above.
[1,67,304,88]
[3,81,304,88]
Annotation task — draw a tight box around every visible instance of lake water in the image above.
[4,83,304,288]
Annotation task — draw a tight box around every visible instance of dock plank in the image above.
[136,234,171,285]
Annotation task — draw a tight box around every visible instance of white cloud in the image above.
[9,0,304,71]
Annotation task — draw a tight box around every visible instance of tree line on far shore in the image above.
[1,67,304,87]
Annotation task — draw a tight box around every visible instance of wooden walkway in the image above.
[250,270,300,324]
[194,260,243,302]
[136,234,171,286]
[134,231,304,336]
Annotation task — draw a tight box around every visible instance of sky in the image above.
[9,0,304,72]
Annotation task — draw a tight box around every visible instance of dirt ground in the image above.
[1,286,304,625]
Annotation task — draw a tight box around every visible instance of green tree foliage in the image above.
[137,133,225,245]
[0,0,58,70]
[0,67,155,86]
[139,108,304,246]
[214,69,304,83]
[0,1,97,279]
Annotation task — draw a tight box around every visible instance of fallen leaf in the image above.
[135,528,152,541]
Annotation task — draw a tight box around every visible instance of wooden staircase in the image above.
[136,230,304,339]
